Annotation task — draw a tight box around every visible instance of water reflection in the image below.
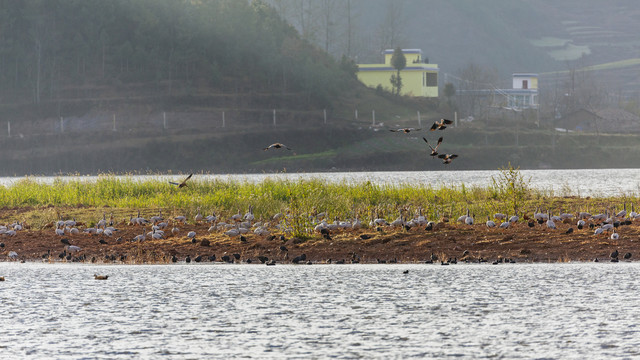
[1,168,640,196]
[2,263,640,358]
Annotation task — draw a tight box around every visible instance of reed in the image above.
[0,173,633,230]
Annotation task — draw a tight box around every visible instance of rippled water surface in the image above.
[1,168,639,196]
[2,263,640,359]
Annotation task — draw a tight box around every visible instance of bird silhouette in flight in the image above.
[169,173,193,188]
[263,143,292,151]
[423,136,443,157]
[390,127,421,133]
[438,153,458,164]
[429,118,453,131]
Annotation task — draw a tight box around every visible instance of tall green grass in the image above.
[0,173,634,228]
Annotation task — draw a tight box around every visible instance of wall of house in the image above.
[384,51,422,65]
[356,67,438,97]
[512,74,538,89]
[358,49,438,97]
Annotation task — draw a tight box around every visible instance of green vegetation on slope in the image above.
[0,0,357,108]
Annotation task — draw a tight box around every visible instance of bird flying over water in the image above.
[423,136,443,157]
[437,153,458,164]
[169,174,193,188]
[263,143,292,151]
[429,118,453,131]
[390,127,421,133]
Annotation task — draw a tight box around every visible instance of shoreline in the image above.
[1,218,635,265]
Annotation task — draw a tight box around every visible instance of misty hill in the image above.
[0,0,360,114]
[272,0,640,93]
[3,0,640,176]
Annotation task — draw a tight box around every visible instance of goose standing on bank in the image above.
[464,209,474,226]
[509,212,519,224]
[486,216,496,228]
[244,206,255,222]
[546,212,556,230]
[194,208,203,223]
[133,231,145,242]
[97,213,107,228]
[611,229,619,240]
[457,211,468,224]
[150,210,163,223]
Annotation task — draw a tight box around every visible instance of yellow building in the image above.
[356,49,439,97]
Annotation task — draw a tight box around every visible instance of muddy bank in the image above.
[0,217,636,264]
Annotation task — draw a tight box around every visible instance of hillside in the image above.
[2,1,640,176]
[271,0,640,94]
[4,110,640,176]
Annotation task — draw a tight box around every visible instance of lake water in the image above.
[2,262,640,359]
[1,168,640,197]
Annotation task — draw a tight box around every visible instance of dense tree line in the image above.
[0,0,356,107]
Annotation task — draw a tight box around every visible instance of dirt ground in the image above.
[0,210,637,264]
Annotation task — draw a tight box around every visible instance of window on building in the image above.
[426,73,437,87]
[522,80,528,89]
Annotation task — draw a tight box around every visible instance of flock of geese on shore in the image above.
[1,200,637,265]
[261,118,458,165]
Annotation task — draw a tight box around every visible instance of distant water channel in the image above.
[1,169,639,197]
[2,262,640,359]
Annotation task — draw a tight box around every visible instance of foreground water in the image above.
[2,263,640,359]
[1,168,639,197]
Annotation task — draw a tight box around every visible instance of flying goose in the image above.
[390,127,421,133]
[429,118,453,131]
[263,143,292,151]
[169,174,193,188]
[423,137,443,157]
[437,153,458,164]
